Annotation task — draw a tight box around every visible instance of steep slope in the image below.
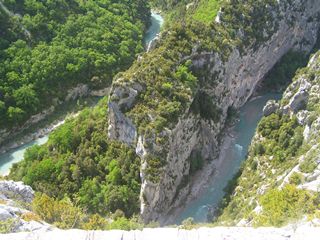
[8,98,142,221]
[218,50,320,226]
[108,0,320,222]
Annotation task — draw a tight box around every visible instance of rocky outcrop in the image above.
[263,100,279,116]
[1,223,320,240]
[0,181,34,203]
[0,181,50,233]
[108,102,137,146]
[218,48,320,226]
[147,35,160,52]
[280,51,320,191]
[108,0,320,223]
[65,84,90,102]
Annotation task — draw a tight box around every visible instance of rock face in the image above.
[0,181,34,203]
[1,224,320,240]
[0,181,50,233]
[108,102,137,146]
[263,100,279,117]
[218,47,320,225]
[108,0,320,223]
[281,50,320,191]
[65,84,90,101]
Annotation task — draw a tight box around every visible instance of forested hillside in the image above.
[9,97,142,226]
[0,0,150,129]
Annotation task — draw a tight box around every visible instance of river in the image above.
[175,93,282,224]
[144,12,164,49]
[0,12,164,176]
[0,12,279,225]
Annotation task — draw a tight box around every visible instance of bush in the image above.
[255,185,317,227]
[0,219,17,234]
[32,193,84,229]
[10,99,141,218]
[181,217,195,229]
[300,160,317,173]
[20,212,41,222]
[106,216,143,231]
[81,214,108,230]
[289,172,304,185]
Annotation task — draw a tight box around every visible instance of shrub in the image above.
[0,219,17,234]
[106,216,143,230]
[181,217,195,229]
[255,185,317,227]
[289,172,304,185]
[32,193,84,229]
[300,160,317,173]
[81,214,108,230]
[20,212,41,222]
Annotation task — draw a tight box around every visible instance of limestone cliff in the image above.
[108,0,320,223]
[219,49,320,226]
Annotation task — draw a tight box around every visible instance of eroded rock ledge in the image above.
[1,224,320,240]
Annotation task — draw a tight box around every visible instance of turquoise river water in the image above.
[176,93,281,223]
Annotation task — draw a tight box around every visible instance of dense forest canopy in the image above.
[0,0,150,128]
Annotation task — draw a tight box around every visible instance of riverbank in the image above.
[0,96,101,155]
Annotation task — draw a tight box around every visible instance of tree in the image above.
[13,84,39,112]
[6,106,25,124]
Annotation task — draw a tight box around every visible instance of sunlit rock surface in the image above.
[1,225,320,240]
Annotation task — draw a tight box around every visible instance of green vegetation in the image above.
[152,0,221,25]
[192,0,221,24]
[0,219,17,233]
[31,193,144,230]
[255,185,319,227]
[299,149,318,173]
[257,114,303,162]
[289,172,304,185]
[32,193,83,229]
[0,0,150,129]
[263,51,309,91]
[10,97,141,219]
[218,112,307,225]
[6,0,305,228]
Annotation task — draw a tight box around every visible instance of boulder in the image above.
[0,181,34,203]
[263,100,279,116]
[0,208,13,221]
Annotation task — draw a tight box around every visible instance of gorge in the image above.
[108,0,320,223]
[1,0,320,239]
